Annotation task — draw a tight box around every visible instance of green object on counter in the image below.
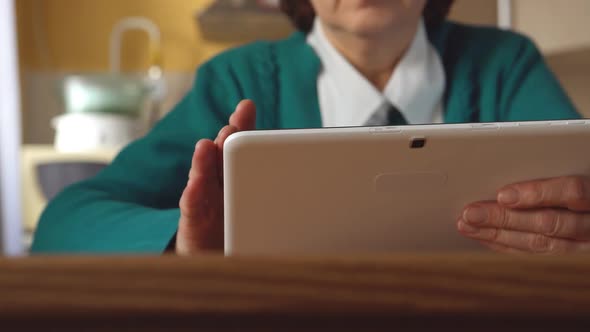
[60,74,154,117]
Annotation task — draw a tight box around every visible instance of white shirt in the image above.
[306,18,446,127]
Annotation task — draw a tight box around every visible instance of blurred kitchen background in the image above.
[2,0,590,253]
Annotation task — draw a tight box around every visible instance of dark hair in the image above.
[280,0,455,34]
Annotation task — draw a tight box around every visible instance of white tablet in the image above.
[223,119,590,255]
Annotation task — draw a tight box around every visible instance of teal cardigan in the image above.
[31,21,580,253]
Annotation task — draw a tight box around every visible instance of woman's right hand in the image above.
[176,100,256,255]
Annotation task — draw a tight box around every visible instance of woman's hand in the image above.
[176,100,256,255]
[458,176,590,254]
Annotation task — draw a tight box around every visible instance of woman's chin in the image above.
[346,17,406,36]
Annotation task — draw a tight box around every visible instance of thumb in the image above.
[177,139,224,254]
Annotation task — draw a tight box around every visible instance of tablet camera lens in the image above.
[410,138,426,149]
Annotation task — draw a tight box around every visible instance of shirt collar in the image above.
[306,17,445,125]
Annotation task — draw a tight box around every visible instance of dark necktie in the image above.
[364,102,408,126]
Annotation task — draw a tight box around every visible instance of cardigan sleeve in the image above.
[31,62,245,254]
[499,36,581,121]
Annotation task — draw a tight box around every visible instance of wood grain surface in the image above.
[1,254,589,331]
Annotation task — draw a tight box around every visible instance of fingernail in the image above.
[463,207,487,224]
[498,188,519,205]
[457,220,479,234]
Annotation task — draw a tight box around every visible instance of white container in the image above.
[52,113,142,153]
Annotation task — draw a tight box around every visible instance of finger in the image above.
[215,125,238,151]
[178,139,224,253]
[229,99,256,131]
[478,241,527,255]
[178,177,224,253]
[497,176,590,212]
[188,139,217,181]
[457,219,590,254]
[214,125,238,185]
[182,139,219,219]
[178,187,224,254]
[213,125,229,145]
[462,203,590,241]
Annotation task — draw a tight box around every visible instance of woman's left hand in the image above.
[457,176,590,254]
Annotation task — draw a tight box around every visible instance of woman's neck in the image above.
[320,20,419,91]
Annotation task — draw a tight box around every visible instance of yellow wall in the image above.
[514,0,590,54]
[17,0,499,71]
[16,0,236,72]
[16,0,498,73]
